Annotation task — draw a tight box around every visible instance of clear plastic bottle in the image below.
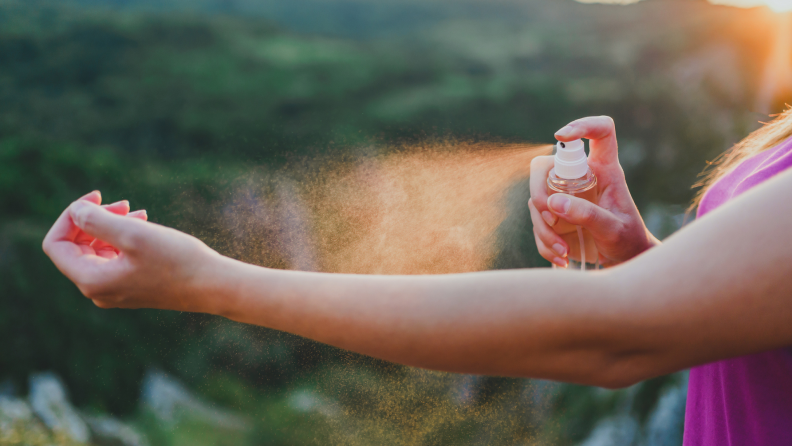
[546,139,599,270]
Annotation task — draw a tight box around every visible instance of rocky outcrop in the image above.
[29,372,91,443]
[2,370,251,445]
[576,373,688,446]
[82,414,149,446]
[140,368,250,430]
[0,372,151,446]
[639,379,687,446]
[580,415,640,446]
[0,396,51,444]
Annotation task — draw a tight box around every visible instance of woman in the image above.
[43,112,792,444]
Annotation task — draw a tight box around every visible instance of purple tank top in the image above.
[683,136,792,445]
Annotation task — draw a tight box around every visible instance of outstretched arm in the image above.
[44,169,792,388]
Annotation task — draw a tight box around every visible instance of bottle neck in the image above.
[547,167,597,194]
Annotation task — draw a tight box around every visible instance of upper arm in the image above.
[605,167,792,385]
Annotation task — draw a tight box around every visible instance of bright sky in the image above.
[709,0,792,12]
[576,0,792,13]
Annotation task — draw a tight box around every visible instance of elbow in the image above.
[516,348,657,389]
[594,373,643,390]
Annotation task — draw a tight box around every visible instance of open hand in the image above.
[528,116,660,267]
[42,191,222,311]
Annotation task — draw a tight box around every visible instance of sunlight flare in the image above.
[709,0,792,13]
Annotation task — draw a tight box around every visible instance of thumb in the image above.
[69,200,146,251]
[547,194,621,235]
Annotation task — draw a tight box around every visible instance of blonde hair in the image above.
[691,106,792,212]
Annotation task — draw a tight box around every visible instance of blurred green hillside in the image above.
[0,0,787,444]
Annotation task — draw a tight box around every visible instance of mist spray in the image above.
[547,139,598,270]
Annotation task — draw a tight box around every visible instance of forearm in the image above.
[192,170,792,388]
[203,258,627,385]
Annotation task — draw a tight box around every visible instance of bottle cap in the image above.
[554,139,588,179]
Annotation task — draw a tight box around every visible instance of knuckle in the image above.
[530,155,552,171]
[534,215,550,232]
[530,190,549,211]
[535,233,550,249]
[530,193,547,210]
[92,299,113,309]
[528,199,538,214]
[532,233,551,258]
[120,228,146,252]
[530,160,541,176]
[80,285,97,300]
[79,278,109,300]
[81,214,98,234]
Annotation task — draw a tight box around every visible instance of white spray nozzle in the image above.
[554,139,588,179]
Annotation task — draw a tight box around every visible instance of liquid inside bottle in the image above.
[547,167,599,270]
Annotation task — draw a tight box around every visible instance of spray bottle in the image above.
[547,139,599,270]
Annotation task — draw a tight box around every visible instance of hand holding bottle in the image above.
[528,116,660,267]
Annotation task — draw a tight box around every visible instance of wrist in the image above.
[187,250,243,317]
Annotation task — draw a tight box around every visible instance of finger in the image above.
[541,210,558,227]
[79,190,103,205]
[94,249,119,260]
[75,201,130,245]
[529,199,568,258]
[535,234,568,268]
[105,201,131,215]
[69,201,150,252]
[529,155,555,213]
[128,209,148,221]
[42,191,103,254]
[547,194,623,237]
[45,237,124,289]
[554,116,618,167]
[91,210,147,254]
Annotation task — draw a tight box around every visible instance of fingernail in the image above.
[541,211,557,227]
[553,243,567,257]
[553,257,568,268]
[555,125,574,138]
[549,195,571,214]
